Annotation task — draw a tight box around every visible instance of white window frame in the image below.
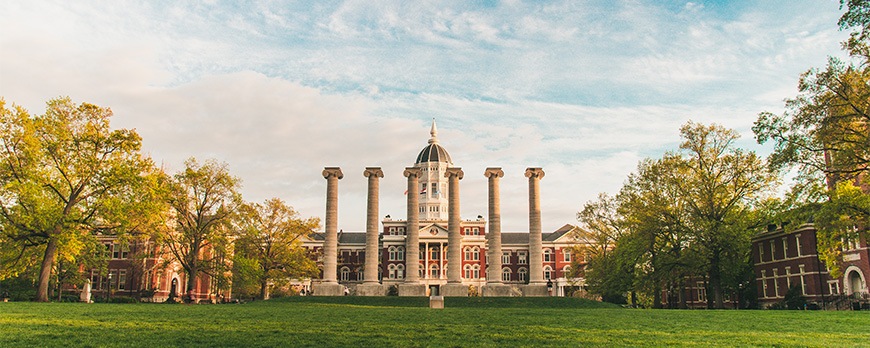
[502,251,511,265]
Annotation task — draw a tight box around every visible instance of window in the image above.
[388,246,398,261]
[761,270,768,298]
[472,227,479,235]
[799,264,807,295]
[431,183,437,198]
[784,267,792,288]
[518,268,528,282]
[464,247,472,261]
[464,228,470,234]
[829,281,840,295]
[544,266,552,280]
[420,250,425,260]
[782,238,788,258]
[502,251,511,265]
[118,270,126,290]
[389,227,396,235]
[388,264,396,279]
[562,265,572,278]
[795,235,802,256]
[430,265,439,279]
[91,272,101,291]
[697,282,706,302]
[502,268,511,282]
[396,246,405,261]
[758,244,765,262]
[396,265,405,280]
[471,247,480,261]
[472,265,480,279]
[563,250,572,262]
[111,244,129,259]
[770,241,776,260]
[340,267,351,281]
[431,248,439,260]
[356,268,363,281]
[398,227,405,234]
[543,249,552,262]
[464,264,472,279]
[773,269,780,297]
[518,251,527,265]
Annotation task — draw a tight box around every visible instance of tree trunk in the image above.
[36,238,59,302]
[260,280,270,300]
[709,251,725,309]
[186,264,197,303]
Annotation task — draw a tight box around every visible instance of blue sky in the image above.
[0,0,850,232]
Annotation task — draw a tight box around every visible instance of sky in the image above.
[0,0,851,233]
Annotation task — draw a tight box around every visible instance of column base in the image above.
[356,283,385,296]
[429,295,444,309]
[521,284,549,297]
[481,284,517,297]
[311,283,345,296]
[398,283,427,297]
[441,283,470,297]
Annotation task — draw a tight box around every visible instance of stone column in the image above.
[313,167,344,296]
[481,168,513,296]
[357,168,385,296]
[442,167,469,296]
[399,168,426,296]
[524,167,547,297]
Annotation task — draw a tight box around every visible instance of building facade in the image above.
[752,223,869,308]
[303,121,585,296]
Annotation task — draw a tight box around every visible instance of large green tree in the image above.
[676,122,776,308]
[164,158,241,302]
[234,198,319,300]
[754,0,869,276]
[0,97,164,302]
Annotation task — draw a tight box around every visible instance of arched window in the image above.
[464,247,472,261]
[562,265,572,278]
[544,265,553,280]
[471,247,480,261]
[502,267,512,282]
[388,246,397,261]
[397,264,405,279]
[472,264,480,279]
[463,264,472,279]
[396,246,405,261]
[431,247,439,260]
[543,248,553,262]
[518,268,528,283]
[356,268,364,281]
[340,267,351,282]
[388,264,396,279]
[419,268,424,279]
[430,264,439,279]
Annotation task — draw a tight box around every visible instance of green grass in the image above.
[0,297,868,347]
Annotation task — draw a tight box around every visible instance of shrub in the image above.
[784,286,806,310]
[387,285,398,296]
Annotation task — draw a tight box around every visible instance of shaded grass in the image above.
[0,298,868,347]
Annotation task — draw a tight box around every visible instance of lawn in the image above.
[0,297,868,347]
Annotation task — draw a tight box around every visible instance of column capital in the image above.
[403,167,421,178]
[445,167,464,180]
[484,167,504,179]
[323,167,344,179]
[524,167,545,179]
[363,167,384,178]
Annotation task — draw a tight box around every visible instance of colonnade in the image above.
[313,166,546,297]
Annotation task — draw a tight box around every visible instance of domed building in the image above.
[304,120,582,297]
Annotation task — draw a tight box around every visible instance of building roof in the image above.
[415,119,452,165]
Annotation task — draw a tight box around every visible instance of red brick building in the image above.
[752,223,868,308]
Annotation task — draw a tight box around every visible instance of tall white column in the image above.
[525,167,545,285]
[445,167,464,284]
[484,167,504,284]
[403,167,421,283]
[363,167,383,284]
[321,167,343,284]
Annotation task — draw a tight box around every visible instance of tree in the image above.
[677,122,776,308]
[754,1,869,276]
[164,158,241,302]
[575,193,633,304]
[0,97,164,302]
[234,198,319,299]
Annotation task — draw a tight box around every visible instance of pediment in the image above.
[419,223,448,238]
